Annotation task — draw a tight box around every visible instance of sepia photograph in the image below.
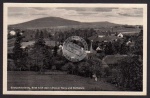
[3,3,147,95]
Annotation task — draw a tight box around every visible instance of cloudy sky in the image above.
[8,7,143,25]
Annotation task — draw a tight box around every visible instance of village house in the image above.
[102,55,128,68]
[117,33,123,38]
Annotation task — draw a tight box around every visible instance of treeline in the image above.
[8,29,53,41]
[56,28,97,43]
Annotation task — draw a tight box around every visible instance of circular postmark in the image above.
[62,36,88,62]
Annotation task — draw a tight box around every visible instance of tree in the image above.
[49,33,52,39]
[104,42,115,55]
[87,56,104,78]
[35,29,40,40]
[113,40,121,54]
[78,62,92,77]
[35,31,45,46]
[30,30,52,73]
[118,56,143,91]
[53,46,58,56]
[13,29,24,71]
[62,62,76,74]
[120,41,129,54]
[132,30,143,56]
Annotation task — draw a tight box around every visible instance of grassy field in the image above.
[7,71,119,91]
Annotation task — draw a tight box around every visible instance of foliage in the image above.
[61,62,77,74]
[28,30,52,73]
[13,30,23,59]
[57,28,97,42]
[13,30,26,70]
[104,42,115,55]
[77,62,92,77]
[132,30,143,56]
[61,56,109,78]
[106,56,143,91]
[52,55,67,70]
[53,46,58,56]
[87,56,104,77]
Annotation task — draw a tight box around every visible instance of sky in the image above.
[8,7,143,25]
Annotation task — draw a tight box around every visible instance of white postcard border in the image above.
[3,3,147,95]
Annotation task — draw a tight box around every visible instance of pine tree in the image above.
[13,29,24,70]
[30,30,52,73]
[35,31,45,46]
[53,46,58,56]
[35,29,39,39]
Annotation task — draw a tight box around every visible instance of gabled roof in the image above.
[86,55,109,68]
[102,60,109,68]
[102,55,128,65]
[88,35,98,41]
[96,47,102,51]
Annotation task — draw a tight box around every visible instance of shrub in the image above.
[87,57,104,78]
[77,62,92,77]
[51,56,67,70]
[61,62,76,74]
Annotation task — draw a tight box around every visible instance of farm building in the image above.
[117,33,123,38]
[102,55,128,68]
[102,54,141,68]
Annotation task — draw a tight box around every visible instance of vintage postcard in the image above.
[3,3,147,95]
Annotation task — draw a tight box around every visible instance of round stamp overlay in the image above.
[62,36,88,62]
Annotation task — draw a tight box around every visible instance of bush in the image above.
[87,57,104,78]
[61,62,77,74]
[51,56,67,70]
[30,65,40,71]
[77,62,92,77]
[62,56,111,79]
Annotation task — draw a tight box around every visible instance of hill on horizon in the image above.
[8,17,122,29]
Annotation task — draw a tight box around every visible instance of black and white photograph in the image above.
[3,3,147,95]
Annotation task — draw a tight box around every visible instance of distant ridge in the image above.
[9,17,121,29]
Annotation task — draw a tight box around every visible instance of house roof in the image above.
[86,55,109,68]
[88,35,98,41]
[96,47,102,51]
[102,60,109,68]
[102,55,128,65]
